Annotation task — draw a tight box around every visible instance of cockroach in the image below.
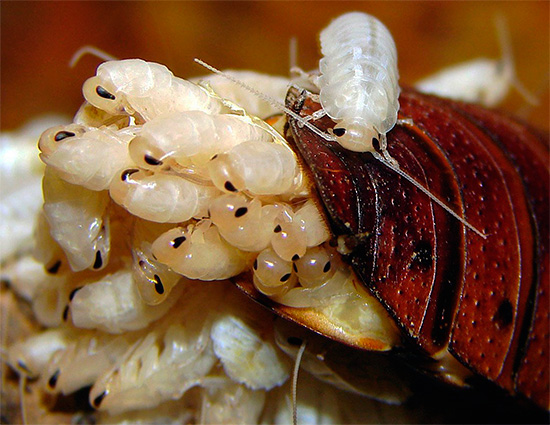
[316,12,400,154]
[275,85,549,412]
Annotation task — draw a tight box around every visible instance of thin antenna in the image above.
[291,340,307,425]
[193,58,336,143]
[494,15,539,106]
[372,152,488,239]
[19,375,28,425]
[69,45,118,68]
[194,58,487,239]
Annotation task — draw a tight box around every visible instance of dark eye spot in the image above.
[274,225,282,233]
[69,287,82,301]
[93,390,107,408]
[171,236,186,249]
[92,251,103,269]
[54,131,75,141]
[235,207,248,218]
[287,336,303,346]
[121,168,139,181]
[62,305,69,321]
[153,275,164,295]
[292,254,300,261]
[144,154,162,166]
[333,127,346,137]
[46,260,62,274]
[96,86,115,100]
[280,273,291,282]
[224,181,238,192]
[323,261,331,273]
[138,260,145,268]
[493,299,514,329]
[48,370,60,389]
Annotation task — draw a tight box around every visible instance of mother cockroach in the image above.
[203,11,548,413]
[269,85,549,412]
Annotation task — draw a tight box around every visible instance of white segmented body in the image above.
[43,331,136,396]
[109,168,220,223]
[89,283,222,414]
[39,125,136,191]
[208,139,298,195]
[201,382,266,424]
[210,314,290,390]
[0,255,47,301]
[271,208,308,261]
[318,12,400,152]
[415,16,537,108]
[151,222,253,280]
[130,219,183,305]
[69,269,184,333]
[82,59,224,121]
[252,247,297,297]
[293,245,336,288]
[3,58,410,423]
[129,111,272,170]
[293,200,330,247]
[209,194,279,252]
[42,167,110,271]
[7,329,71,378]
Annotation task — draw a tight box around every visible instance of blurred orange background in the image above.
[1,1,548,131]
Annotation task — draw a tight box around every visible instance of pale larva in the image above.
[253,247,298,297]
[109,168,220,223]
[130,219,184,305]
[42,167,110,272]
[39,124,136,191]
[82,59,224,121]
[201,382,266,424]
[89,283,222,414]
[69,269,185,334]
[415,16,538,107]
[210,314,290,390]
[317,11,399,153]
[150,221,253,281]
[7,328,71,379]
[207,139,299,196]
[209,194,280,252]
[128,110,272,171]
[43,330,136,396]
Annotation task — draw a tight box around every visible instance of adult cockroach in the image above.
[268,85,549,411]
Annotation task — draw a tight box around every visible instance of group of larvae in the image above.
[2,57,398,423]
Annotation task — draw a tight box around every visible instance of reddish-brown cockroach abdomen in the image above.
[283,86,549,411]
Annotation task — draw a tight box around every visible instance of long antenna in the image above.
[69,45,117,68]
[194,58,336,143]
[291,340,307,425]
[194,58,487,239]
[372,152,487,238]
[494,15,539,106]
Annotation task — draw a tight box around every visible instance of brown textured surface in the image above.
[453,103,550,409]
[285,88,549,410]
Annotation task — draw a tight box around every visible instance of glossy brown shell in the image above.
[283,86,549,410]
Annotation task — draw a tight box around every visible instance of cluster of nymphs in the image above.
[4,59,372,420]
[37,59,350,306]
